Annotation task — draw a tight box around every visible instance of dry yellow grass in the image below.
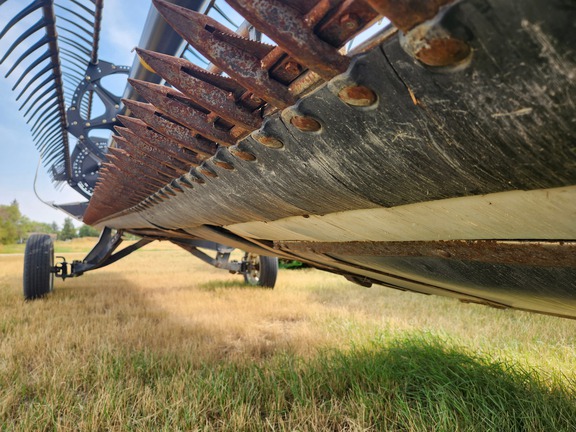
[1,240,575,368]
[0,240,575,430]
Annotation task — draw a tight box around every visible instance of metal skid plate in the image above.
[94,0,575,230]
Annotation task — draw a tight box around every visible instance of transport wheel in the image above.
[23,234,54,300]
[243,253,278,288]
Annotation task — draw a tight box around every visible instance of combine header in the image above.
[1,0,575,318]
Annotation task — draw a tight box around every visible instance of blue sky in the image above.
[0,0,151,226]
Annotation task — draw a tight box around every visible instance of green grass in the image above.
[2,336,574,431]
[0,243,575,430]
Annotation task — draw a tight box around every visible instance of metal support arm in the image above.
[56,227,153,278]
[170,239,243,273]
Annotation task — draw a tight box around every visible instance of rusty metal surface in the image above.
[225,0,350,80]
[135,48,262,130]
[87,0,389,223]
[128,78,237,146]
[116,117,201,166]
[121,99,219,157]
[366,0,455,32]
[114,129,194,174]
[276,240,576,268]
[84,2,569,230]
[153,0,295,108]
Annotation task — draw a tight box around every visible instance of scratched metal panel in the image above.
[336,255,576,318]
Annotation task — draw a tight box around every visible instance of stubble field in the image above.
[0,239,575,431]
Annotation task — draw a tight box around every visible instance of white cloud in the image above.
[100,0,151,66]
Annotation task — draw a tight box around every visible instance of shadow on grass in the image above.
[19,273,575,431]
[191,336,576,430]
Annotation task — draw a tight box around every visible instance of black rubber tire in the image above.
[243,253,278,288]
[23,234,54,300]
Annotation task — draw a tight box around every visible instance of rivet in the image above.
[291,115,321,132]
[415,37,471,67]
[213,160,234,170]
[340,13,361,31]
[255,133,284,149]
[283,61,302,75]
[197,166,217,178]
[338,85,377,107]
[230,146,256,161]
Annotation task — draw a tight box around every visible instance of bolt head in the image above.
[338,86,377,107]
[283,61,301,75]
[230,146,257,161]
[416,37,471,67]
[340,13,361,31]
[255,133,284,149]
[290,116,321,132]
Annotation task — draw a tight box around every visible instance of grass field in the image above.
[1,238,575,430]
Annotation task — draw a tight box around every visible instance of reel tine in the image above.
[0,0,46,40]
[0,17,47,64]
[6,37,50,79]
[18,74,53,109]
[6,50,50,84]
[15,63,51,100]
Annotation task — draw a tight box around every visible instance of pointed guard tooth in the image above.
[122,98,218,157]
[136,48,243,94]
[128,78,237,146]
[116,115,200,167]
[152,0,295,108]
[115,126,197,172]
[209,29,274,60]
[112,134,182,179]
[225,0,349,80]
[134,49,262,130]
[108,147,172,186]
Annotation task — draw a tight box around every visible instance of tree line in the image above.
[0,200,99,244]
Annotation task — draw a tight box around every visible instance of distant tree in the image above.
[59,217,77,240]
[78,224,100,237]
[0,201,61,244]
[0,200,22,244]
[26,220,58,235]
